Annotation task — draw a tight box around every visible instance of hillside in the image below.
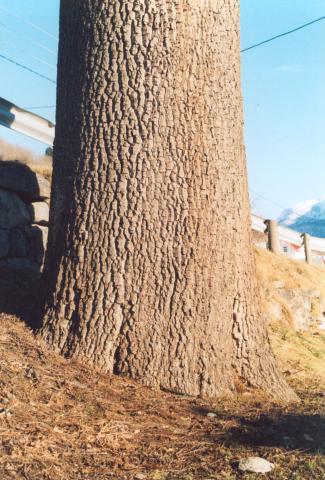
[256,247,325,383]
[279,198,325,238]
[0,249,325,479]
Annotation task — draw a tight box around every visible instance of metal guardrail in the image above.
[309,236,325,253]
[0,97,55,146]
[0,96,324,257]
[251,214,325,258]
[278,224,302,247]
[251,214,265,233]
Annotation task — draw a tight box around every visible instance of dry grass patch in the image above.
[0,138,52,180]
[255,247,325,293]
[270,323,325,384]
[254,248,325,388]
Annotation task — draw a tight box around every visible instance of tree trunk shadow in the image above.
[191,403,325,455]
[0,260,42,329]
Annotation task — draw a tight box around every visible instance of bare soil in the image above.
[1,313,324,480]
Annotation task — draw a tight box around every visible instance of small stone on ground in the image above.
[238,456,274,473]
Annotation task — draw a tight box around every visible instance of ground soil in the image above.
[1,312,324,480]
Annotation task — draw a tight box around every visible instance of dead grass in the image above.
[255,247,325,293]
[0,314,324,480]
[255,248,325,387]
[270,323,325,384]
[0,138,52,180]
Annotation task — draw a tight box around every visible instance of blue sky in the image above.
[0,0,324,218]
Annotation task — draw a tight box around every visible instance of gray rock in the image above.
[6,226,47,264]
[0,189,31,229]
[0,161,50,200]
[30,201,49,225]
[277,288,315,331]
[35,173,51,199]
[267,301,282,322]
[273,280,285,289]
[36,224,48,251]
[206,412,217,418]
[0,230,9,258]
[319,296,325,313]
[306,289,321,299]
[8,228,28,257]
[8,225,48,265]
[238,457,274,474]
[0,257,40,273]
[26,225,48,265]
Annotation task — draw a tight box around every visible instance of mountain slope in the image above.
[279,197,325,238]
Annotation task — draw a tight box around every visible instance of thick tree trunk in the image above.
[39,0,296,400]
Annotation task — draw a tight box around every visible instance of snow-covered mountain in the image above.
[278,196,325,238]
[278,195,325,238]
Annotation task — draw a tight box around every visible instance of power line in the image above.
[0,4,58,42]
[32,40,57,57]
[241,15,325,53]
[250,189,312,221]
[28,20,58,42]
[1,11,323,92]
[4,40,56,70]
[0,21,57,56]
[1,6,323,56]
[250,189,287,211]
[0,52,56,84]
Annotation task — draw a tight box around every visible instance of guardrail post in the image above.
[302,233,312,265]
[265,219,281,254]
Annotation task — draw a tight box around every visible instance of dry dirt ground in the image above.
[0,312,325,480]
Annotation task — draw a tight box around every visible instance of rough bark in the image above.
[39,0,296,401]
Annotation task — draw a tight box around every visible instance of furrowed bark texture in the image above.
[40,0,296,400]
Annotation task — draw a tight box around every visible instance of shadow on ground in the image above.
[192,402,325,455]
[0,263,42,329]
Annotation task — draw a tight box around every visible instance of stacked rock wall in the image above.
[0,160,50,273]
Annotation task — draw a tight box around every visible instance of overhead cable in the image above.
[0,4,58,42]
[4,40,56,70]
[0,52,56,84]
[250,189,311,221]
[241,15,325,52]
[0,21,57,56]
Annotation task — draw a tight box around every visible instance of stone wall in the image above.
[0,160,50,273]
[0,160,51,325]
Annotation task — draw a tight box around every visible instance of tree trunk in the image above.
[39,0,296,401]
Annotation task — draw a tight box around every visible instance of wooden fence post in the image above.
[302,233,312,265]
[265,219,281,254]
